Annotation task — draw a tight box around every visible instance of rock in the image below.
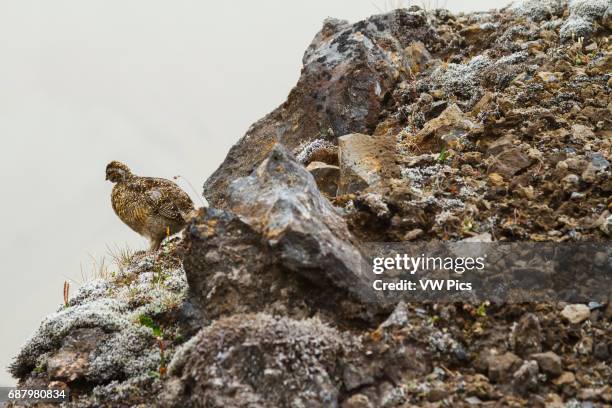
[168,313,358,408]
[462,232,492,243]
[403,228,424,241]
[342,394,374,408]
[411,104,477,153]
[306,161,340,196]
[228,145,374,302]
[553,371,575,386]
[203,10,437,207]
[487,147,533,178]
[561,304,591,324]
[571,124,595,140]
[561,174,580,192]
[531,351,563,377]
[343,363,375,391]
[537,71,560,83]
[588,152,610,171]
[405,41,432,73]
[488,172,505,186]
[513,360,539,394]
[510,313,542,357]
[600,214,612,236]
[380,301,409,329]
[47,328,105,382]
[338,133,399,194]
[486,134,515,157]
[185,145,380,316]
[487,352,522,383]
[560,0,609,41]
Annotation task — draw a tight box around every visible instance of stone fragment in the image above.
[536,71,559,83]
[487,147,532,178]
[338,133,399,195]
[306,161,340,196]
[513,360,539,394]
[531,351,563,377]
[342,394,374,408]
[488,173,505,186]
[47,328,106,382]
[412,104,477,153]
[405,41,431,73]
[510,313,542,356]
[343,363,375,391]
[487,352,522,383]
[561,304,590,324]
[404,228,424,241]
[553,371,575,386]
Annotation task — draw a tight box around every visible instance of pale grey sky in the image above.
[0,0,510,386]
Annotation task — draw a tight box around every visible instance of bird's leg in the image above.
[149,237,163,252]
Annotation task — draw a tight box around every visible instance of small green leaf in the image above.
[437,147,449,163]
[139,314,163,338]
[476,303,487,317]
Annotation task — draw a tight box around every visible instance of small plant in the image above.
[476,301,489,317]
[437,147,450,163]
[63,281,70,307]
[158,338,167,376]
[139,314,163,338]
[106,243,135,273]
[138,314,167,376]
[33,363,46,374]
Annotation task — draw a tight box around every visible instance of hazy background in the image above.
[0,0,509,386]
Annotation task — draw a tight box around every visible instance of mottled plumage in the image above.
[106,161,194,251]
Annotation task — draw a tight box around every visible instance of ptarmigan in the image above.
[105,161,194,251]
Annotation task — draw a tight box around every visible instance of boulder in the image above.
[165,313,358,408]
[203,10,438,207]
[184,145,381,322]
[337,133,399,195]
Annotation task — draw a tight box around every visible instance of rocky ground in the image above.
[7,0,611,407]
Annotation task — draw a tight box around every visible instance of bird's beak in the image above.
[105,174,109,181]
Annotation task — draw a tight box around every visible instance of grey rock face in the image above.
[203,9,438,207]
[227,144,376,304]
[184,145,381,326]
[165,313,358,408]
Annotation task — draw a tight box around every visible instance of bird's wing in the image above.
[127,177,194,222]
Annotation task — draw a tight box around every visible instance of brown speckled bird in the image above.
[105,161,194,251]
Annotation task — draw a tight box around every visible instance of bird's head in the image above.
[105,161,132,183]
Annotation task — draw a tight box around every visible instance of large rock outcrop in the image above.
[184,145,380,325]
[203,9,438,207]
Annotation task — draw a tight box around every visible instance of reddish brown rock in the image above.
[337,133,399,195]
